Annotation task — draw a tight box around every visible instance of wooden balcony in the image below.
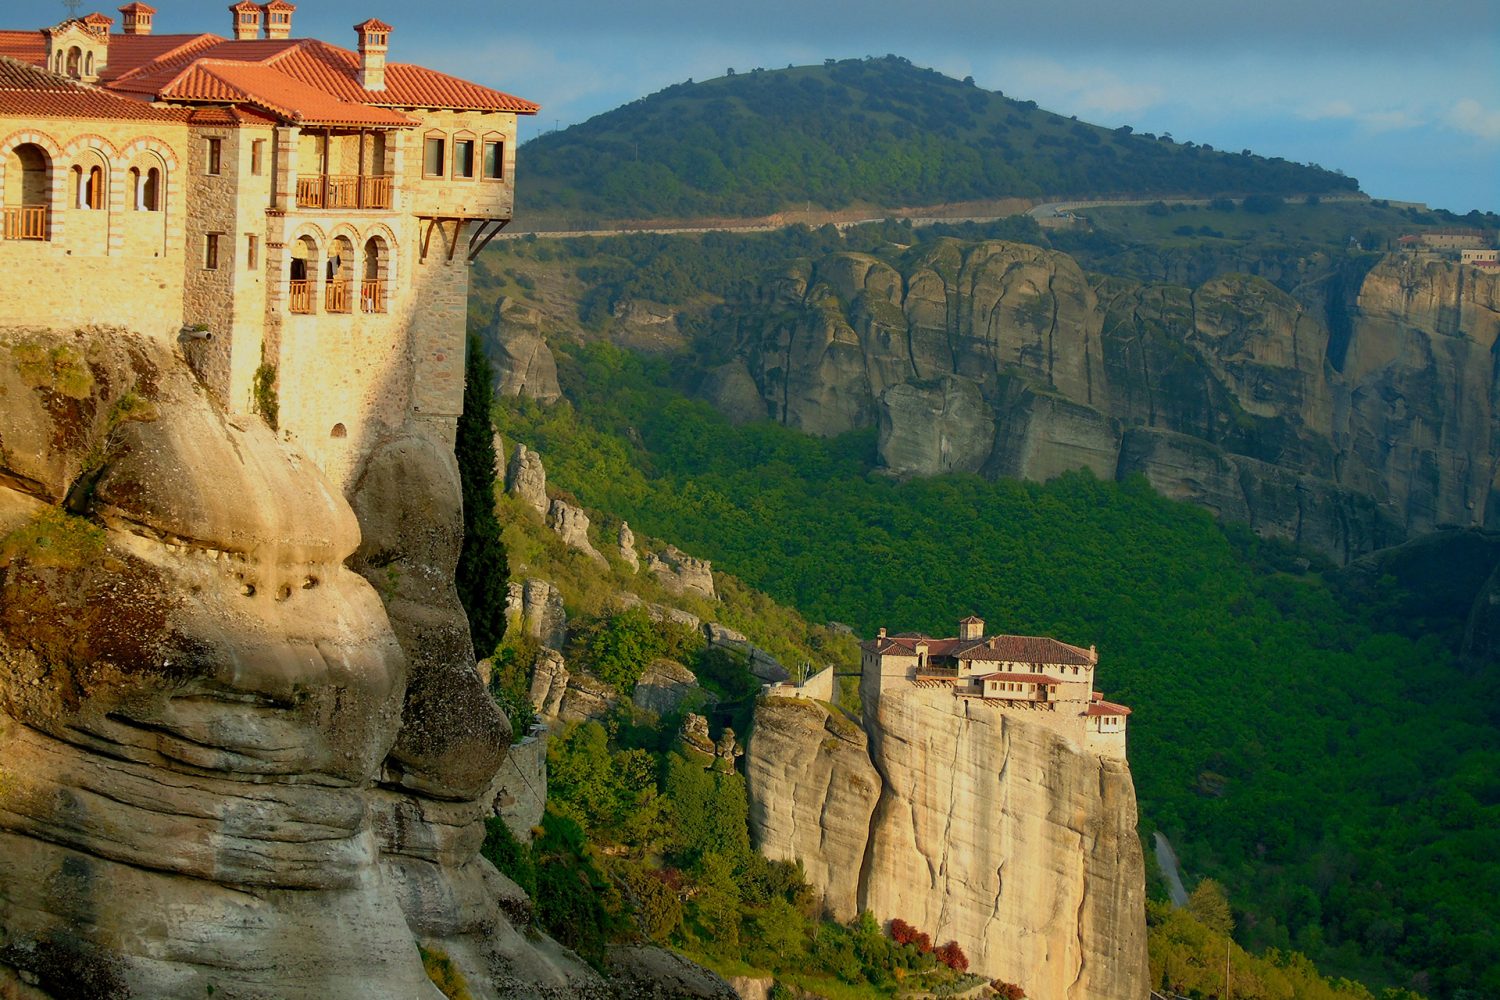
[288,279,313,314]
[324,279,352,314]
[295,173,393,210]
[2,206,48,241]
[360,278,386,313]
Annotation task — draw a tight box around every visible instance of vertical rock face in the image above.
[860,686,1147,1000]
[725,245,1500,562]
[0,330,607,999]
[488,296,563,403]
[745,698,882,921]
[742,673,1148,998]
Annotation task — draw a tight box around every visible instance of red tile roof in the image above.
[1087,701,1132,716]
[1,23,537,122]
[0,54,188,121]
[864,631,1096,666]
[0,31,46,63]
[157,59,416,127]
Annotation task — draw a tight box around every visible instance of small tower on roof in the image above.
[262,0,295,40]
[229,1,260,40]
[958,615,985,640]
[118,2,155,36]
[354,18,392,92]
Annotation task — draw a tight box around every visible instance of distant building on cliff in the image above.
[0,5,537,485]
[861,616,1132,759]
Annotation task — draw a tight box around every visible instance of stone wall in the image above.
[0,113,188,335]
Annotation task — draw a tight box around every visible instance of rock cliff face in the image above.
[720,245,1500,561]
[0,329,607,999]
[745,681,1147,998]
[745,698,881,922]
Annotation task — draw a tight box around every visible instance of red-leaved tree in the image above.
[889,918,919,946]
[934,940,969,972]
[992,982,1026,1000]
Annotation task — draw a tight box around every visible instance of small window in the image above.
[246,234,258,270]
[482,140,504,180]
[453,138,475,178]
[423,136,445,177]
[204,233,221,270]
[251,139,265,176]
[206,138,222,176]
[143,167,160,211]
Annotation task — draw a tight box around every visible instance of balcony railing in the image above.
[324,279,352,314]
[296,173,393,210]
[2,205,49,241]
[288,279,313,314]
[360,278,386,313]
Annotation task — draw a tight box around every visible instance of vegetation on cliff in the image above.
[489,342,1498,997]
[456,335,510,655]
[518,56,1358,223]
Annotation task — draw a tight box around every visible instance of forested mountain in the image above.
[518,56,1360,223]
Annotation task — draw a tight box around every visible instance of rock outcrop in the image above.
[721,246,1500,562]
[528,648,570,719]
[492,727,548,842]
[489,296,563,403]
[506,578,568,649]
[632,658,707,716]
[859,685,1148,999]
[618,520,640,571]
[0,329,605,999]
[647,544,716,599]
[549,498,608,566]
[746,699,882,921]
[506,442,549,516]
[742,668,1148,998]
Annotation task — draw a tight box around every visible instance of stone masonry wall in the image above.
[0,113,188,336]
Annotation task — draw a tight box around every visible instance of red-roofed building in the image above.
[1,6,537,490]
[861,617,1130,759]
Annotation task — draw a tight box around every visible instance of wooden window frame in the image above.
[422,132,446,178]
[204,232,221,270]
[482,136,504,181]
[452,132,476,180]
[206,137,222,176]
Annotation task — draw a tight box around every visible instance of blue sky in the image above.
[14,0,1499,212]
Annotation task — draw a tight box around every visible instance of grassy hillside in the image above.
[518,56,1359,223]
[490,343,1499,998]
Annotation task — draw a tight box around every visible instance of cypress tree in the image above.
[454,334,508,658]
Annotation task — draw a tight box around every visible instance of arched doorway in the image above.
[325,235,354,313]
[3,143,51,240]
[361,235,388,312]
[289,235,319,313]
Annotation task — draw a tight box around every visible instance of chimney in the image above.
[877,627,886,639]
[118,3,155,35]
[81,12,114,36]
[229,1,261,40]
[354,18,392,92]
[262,1,296,40]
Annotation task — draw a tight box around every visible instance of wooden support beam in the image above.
[466,218,509,262]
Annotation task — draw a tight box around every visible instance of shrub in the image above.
[479,816,537,900]
[934,940,968,972]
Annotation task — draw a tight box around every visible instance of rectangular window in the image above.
[251,139,265,176]
[482,140,503,179]
[453,139,475,178]
[423,136,445,177]
[246,234,258,270]
[204,233,221,270]
[206,137,222,175]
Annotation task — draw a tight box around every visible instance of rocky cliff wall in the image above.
[712,245,1499,561]
[0,329,609,999]
[745,683,1147,999]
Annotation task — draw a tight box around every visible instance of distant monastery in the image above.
[0,4,537,487]
[861,616,1131,760]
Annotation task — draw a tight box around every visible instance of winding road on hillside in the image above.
[500,193,1368,240]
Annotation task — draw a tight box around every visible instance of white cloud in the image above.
[1446,98,1500,141]
[979,57,1165,119]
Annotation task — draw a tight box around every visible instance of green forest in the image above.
[517,56,1359,223]
[486,341,1500,998]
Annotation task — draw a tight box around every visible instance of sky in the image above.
[14,0,1499,212]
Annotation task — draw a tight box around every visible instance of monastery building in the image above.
[0,4,537,487]
[861,616,1131,759]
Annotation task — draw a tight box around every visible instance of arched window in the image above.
[361,235,389,312]
[84,51,94,78]
[66,47,82,79]
[143,166,161,211]
[325,235,354,312]
[289,235,319,314]
[72,153,106,210]
[3,143,51,240]
[330,423,347,439]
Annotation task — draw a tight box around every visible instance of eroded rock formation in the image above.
[720,246,1500,561]
[745,698,881,922]
[0,329,605,999]
[489,296,562,403]
[745,675,1147,998]
[506,442,550,516]
[549,498,607,566]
